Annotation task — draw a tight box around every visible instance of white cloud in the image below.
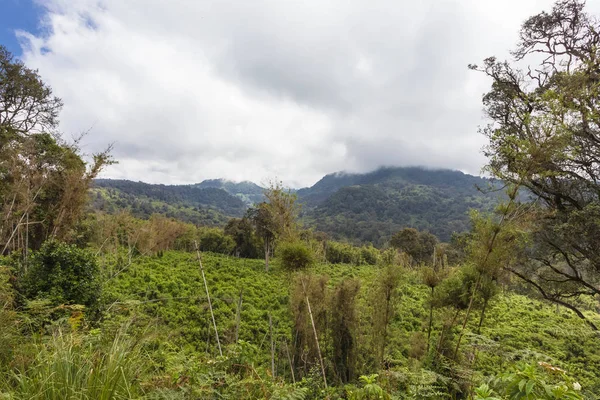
[17,0,596,187]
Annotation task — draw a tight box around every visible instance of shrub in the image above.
[475,363,584,400]
[278,241,314,270]
[326,241,358,264]
[22,240,100,309]
[360,245,380,265]
[199,228,235,254]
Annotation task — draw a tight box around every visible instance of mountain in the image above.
[91,179,247,226]
[298,167,501,245]
[194,179,264,206]
[91,167,502,244]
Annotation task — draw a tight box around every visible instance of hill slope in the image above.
[194,179,264,206]
[299,167,501,244]
[91,179,247,226]
[92,167,501,242]
[102,251,600,396]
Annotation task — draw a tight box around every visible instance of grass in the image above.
[1,327,143,400]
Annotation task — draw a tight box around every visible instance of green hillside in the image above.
[195,178,265,206]
[92,167,501,244]
[97,251,600,398]
[299,167,501,244]
[91,179,247,225]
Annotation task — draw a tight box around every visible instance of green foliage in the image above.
[3,249,598,399]
[390,227,438,265]
[278,241,315,271]
[300,167,500,245]
[473,0,600,329]
[324,240,377,265]
[22,240,100,309]
[0,328,143,400]
[0,265,17,366]
[199,228,235,254]
[94,179,247,218]
[475,363,584,400]
[331,278,361,383]
[224,217,261,258]
[348,374,391,400]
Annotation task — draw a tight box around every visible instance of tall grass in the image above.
[1,328,143,400]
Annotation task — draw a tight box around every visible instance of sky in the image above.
[3,0,599,188]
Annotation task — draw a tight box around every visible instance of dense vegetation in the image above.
[195,179,265,206]
[90,185,234,227]
[1,1,600,399]
[93,167,502,246]
[300,167,501,244]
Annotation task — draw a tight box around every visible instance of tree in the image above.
[248,203,277,271]
[370,259,403,366]
[0,45,112,257]
[250,181,300,271]
[22,240,101,309]
[277,240,314,271]
[471,0,600,329]
[0,45,62,136]
[390,228,438,265]
[224,217,260,258]
[199,228,235,254]
[263,180,300,242]
[330,278,360,384]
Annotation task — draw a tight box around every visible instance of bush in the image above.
[360,245,380,265]
[475,363,584,400]
[199,228,235,254]
[22,240,100,309]
[326,241,358,264]
[278,241,314,270]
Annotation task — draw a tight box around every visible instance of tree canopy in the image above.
[472,0,600,328]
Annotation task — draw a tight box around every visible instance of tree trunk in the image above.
[302,279,327,389]
[284,340,296,383]
[269,313,276,378]
[477,297,489,335]
[381,290,391,365]
[264,239,270,272]
[195,241,222,356]
[426,287,435,353]
[235,289,243,342]
[436,307,460,357]
[454,273,482,358]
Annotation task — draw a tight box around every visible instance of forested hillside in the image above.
[195,179,265,206]
[299,167,501,244]
[92,167,500,246]
[91,179,247,226]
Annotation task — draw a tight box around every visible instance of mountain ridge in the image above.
[92,166,500,244]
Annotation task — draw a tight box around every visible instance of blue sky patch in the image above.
[0,0,44,57]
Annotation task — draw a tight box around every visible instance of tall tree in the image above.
[0,45,112,256]
[250,180,300,271]
[471,0,600,328]
[248,203,277,271]
[330,278,360,384]
[370,257,403,366]
[0,45,62,136]
[390,227,438,265]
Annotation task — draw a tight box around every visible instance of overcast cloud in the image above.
[15,0,599,187]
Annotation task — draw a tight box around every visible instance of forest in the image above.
[1,1,600,399]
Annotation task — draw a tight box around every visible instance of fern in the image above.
[270,386,309,400]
